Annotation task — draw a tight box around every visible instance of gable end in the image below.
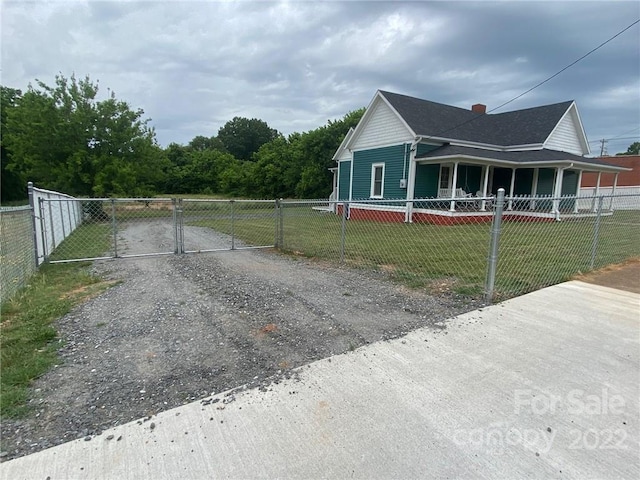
[350,94,414,150]
[544,103,589,155]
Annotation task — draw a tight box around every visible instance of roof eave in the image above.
[432,138,546,152]
[415,154,630,172]
[332,127,355,162]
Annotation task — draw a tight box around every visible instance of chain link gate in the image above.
[36,197,278,264]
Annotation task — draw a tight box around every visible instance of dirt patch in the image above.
[0,222,480,461]
[573,258,640,294]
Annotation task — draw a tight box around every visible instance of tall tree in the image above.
[248,108,365,199]
[188,135,226,153]
[0,86,26,202]
[617,141,640,155]
[296,108,365,198]
[217,117,279,161]
[3,74,165,197]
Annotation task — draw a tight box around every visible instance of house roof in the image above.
[332,127,355,161]
[379,90,574,147]
[416,145,628,172]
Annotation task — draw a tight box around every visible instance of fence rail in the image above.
[2,187,638,305]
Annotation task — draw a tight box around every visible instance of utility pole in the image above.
[599,138,608,156]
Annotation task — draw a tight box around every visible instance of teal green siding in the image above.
[352,144,408,199]
[415,164,439,198]
[417,144,439,156]
[536,168,555,195]
[560,169,578,210]
[455,165,482,194]
[561,170,578,195]
[514,169,534,195]
[536,168,555,210]
[412,144,440,198]
[338,161,351,200]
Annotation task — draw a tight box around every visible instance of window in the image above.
[370,163,385,198]
[439,165,451,189]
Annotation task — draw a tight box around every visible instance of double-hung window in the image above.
[439,165,451,190]
[370,163,385,198]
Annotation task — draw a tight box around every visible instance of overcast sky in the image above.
[2,0,639,155]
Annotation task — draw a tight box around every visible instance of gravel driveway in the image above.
[1,220,480,460]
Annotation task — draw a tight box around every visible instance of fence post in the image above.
[178,199,185,254]
[589,196,604,270]
[340,201,348,263]
[38,198,48,262]
[27,182,40,266]
[47,193,56,252]
[485,188,505,304]
[111,199,118,258]
[278,199,284,248]
[59,200,66,239]
[172,198,179,254]
[230,200,236,250]
[274,199,280,248]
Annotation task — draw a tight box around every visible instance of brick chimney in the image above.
[472,103,486,114]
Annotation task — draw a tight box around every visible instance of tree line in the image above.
[1,74,364,202]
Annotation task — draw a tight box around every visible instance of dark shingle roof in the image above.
[415,145,627,170]
[380,91,573,147]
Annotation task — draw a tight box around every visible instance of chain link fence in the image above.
[0,206,36,303]
[276,193,639,302]
[37,198,278,263]
[3,189,638,305]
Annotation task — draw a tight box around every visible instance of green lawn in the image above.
[193,208,640,300]
[1,217,118,419]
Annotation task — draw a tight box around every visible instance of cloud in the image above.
[1,0,638,149]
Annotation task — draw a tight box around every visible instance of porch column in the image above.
[481,165,490,211]
[552,167,564,214]
[404,151,417,222]
[508,168,516,210]
[573,170,583,213]
[610,172,619,211]
[530,168,539,210]
[449,161,459,212]
[592,172,601,212]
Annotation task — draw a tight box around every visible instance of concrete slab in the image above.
[2,281,639,479]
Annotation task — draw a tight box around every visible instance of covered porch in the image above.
[405,151,626,222]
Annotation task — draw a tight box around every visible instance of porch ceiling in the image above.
[415,145,629,173]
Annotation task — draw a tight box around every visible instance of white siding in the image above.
[351,99,413,150]
[544,108,585,155]
[578,186,640,210]
[336,147,351,162]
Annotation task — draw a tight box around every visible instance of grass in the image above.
[48,223,112,262]
[1,220,117,419]
[192,208,640,299]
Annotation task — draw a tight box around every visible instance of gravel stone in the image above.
[0,220,480,461]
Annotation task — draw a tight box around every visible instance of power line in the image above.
[589,136,639,144]
[419,18,640,142]
[607,127,640,141]
[488,19,640,114]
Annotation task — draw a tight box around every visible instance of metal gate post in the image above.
[485,188,505,304]
[274,199,280,248]
[230,200,236,250]
[589,196,604,270]
[179,199,185,254]
[47,194,56,251]
[27,182,39,266]
[111,199,118,258]
[59,200,66,239]
[340,200,348,263]
[172,198,179,254]
[38,198,48,262]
